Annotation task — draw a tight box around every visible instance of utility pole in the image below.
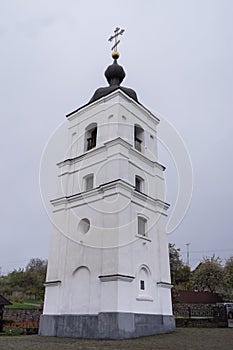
[186,243,190,267]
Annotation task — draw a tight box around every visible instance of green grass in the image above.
[5,302,40,309]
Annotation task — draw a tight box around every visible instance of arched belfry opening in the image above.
[85,123,97,151]
[134,124,144,152]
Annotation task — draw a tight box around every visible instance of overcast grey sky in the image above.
[1,0,233,273]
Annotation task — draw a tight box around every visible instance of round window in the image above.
[78,218,90,234]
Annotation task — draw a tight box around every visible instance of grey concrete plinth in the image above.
[39,312,175,339]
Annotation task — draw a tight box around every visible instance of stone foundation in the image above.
[39,312,175,339]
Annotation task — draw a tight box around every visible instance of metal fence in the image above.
[174,305,214,319]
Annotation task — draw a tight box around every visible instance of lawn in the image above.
[5,302,40,309]
[0,328,232,350]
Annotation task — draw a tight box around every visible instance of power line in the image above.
[180,248,233,254]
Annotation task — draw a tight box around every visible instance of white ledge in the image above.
[136,295,154,302]
[157,282,173,289]
[44,280,61,287]
[99,274,135,282]
[135,234,152,242]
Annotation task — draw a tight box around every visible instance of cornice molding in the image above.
[50,178,170,215]
[57,137,165,172]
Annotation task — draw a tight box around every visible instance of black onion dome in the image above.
[89,57,138,103]
[104,60,126,86]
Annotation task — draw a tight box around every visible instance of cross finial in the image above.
[108,27,125,59]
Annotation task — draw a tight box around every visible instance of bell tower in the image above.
[39,29,175,339]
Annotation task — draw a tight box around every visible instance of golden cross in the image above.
[108,27,125,52]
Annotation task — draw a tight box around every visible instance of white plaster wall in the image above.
[67,92,159,161]
[43,90,173,318]
[44,185,172,316]
[43,284,61,314]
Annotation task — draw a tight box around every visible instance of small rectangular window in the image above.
[85,174,94,191]
[135,176,144,192]
[138,217,146,236]
[135,177,141,192]
[140,280,145,290]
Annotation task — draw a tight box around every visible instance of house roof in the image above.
[175,290,223,304]
[0,294,12,306]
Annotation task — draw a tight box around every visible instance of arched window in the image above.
[135,175,144,192]
[138,216,147,237]
[134,125,144,152]
[85,123,97,151]
[137,265,152,300]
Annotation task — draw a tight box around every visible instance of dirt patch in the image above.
[0,328,232,350]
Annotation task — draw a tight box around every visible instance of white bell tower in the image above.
[39,33,175,339]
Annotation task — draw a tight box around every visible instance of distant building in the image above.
[0,295,11,332]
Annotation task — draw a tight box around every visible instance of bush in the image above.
[3,326,22,336]
[3,318,15,325]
